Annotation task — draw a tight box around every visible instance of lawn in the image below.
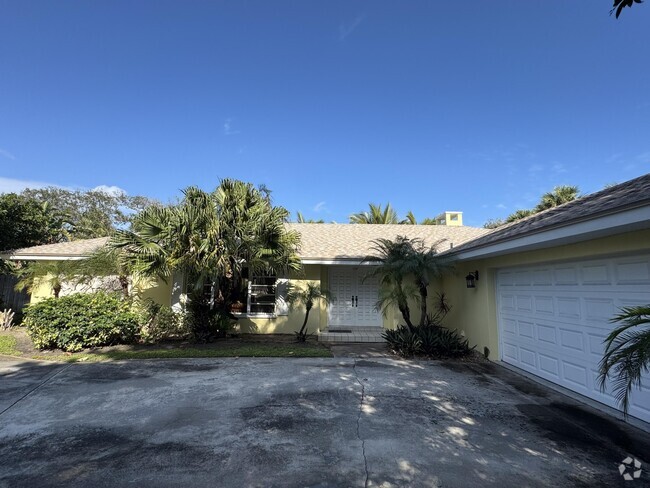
[0,329,332,362]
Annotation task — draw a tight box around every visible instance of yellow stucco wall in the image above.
[132,276,172,306]
[441,229,650,361]
[30,276,56,303]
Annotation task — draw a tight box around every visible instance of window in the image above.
[247,273,277,315]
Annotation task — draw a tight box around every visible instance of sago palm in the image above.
[286,283,330,341]
[598,305,650,416]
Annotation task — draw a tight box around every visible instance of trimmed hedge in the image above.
[24,292,139,352]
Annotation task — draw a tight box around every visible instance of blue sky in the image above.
[0,1,649,227]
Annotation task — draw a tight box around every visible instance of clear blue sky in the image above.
[1,1,649,227]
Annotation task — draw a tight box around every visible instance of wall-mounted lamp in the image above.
[465,271,479,289]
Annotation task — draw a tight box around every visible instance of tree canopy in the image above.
[0,193,63,251]
[484,185,580,228]
[22,187,157,240]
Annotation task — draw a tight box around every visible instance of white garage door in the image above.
[497,254,650,424]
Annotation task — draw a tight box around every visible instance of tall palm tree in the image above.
[402,211,437,225]
[350,203,400,224]
[111,180,301,317]
[286,283,331,341]
[295,211,324,223]
[535,185,580,212]
[598,305,650,415]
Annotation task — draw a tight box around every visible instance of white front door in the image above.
[496,254,650,424]
[328,267,382,327]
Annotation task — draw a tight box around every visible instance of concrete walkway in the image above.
[0,356,648,487]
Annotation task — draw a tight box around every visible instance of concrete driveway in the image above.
[0,356,647,488]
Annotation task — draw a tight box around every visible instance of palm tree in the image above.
[598,305,650,415]
[363,237,418,330]
[14,260,75,299]
[535,185,580,212]
[398,238,454,326]
[295,211,324,223]
[350,203,400,224]
[402,211,437,225]
[506,209,535,223]
[286,283,331,341]
[111,180,301,320]
[74,246,132,298]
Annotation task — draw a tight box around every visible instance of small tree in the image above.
[598,305,650,415]
[14,261,76,299]
[286,283,330,342]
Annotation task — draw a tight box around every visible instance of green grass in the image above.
[31,343,332,363]
[0,335,21,356]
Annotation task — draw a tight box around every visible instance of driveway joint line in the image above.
[0,363,73,418]
[353,359,370,488]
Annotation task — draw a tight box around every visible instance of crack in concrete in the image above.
[353,359,370,488]
[0,363,73,418]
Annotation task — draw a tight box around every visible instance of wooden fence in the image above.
[0,273,30,312]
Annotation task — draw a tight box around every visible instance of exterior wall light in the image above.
[465,271,479,289]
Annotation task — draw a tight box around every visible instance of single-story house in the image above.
[3,173,649,425]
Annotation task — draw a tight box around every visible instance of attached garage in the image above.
[441,173,650,426]
[496,254,650,424]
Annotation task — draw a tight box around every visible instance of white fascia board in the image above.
[300,258,379,266]
[3,254,88,261]
[453,205,650,261]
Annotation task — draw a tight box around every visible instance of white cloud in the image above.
[495,203,507,210]
[92,185,126,197]
[551,162,567,174]
[0,148,16,160]
[339,14,366,41]
[223,119,241,136]
[0,176,60,194]
[528,163,544,173]
[313,201,327,212]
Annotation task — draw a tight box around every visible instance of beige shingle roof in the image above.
[4,237,110,259]
[3,225,490,261]
[286,223,491,261]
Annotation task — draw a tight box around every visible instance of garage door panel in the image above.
[554,266,579,285]
[539,353,559,377]
[615,259,650,284]
[534,296,554,314]
[500,294,515,311]
[559,328,584,352]
[515,295,533,312]
[497,254,650,425]
[537,324,557,345]
[557,297,581,319]
[518,320,535,339]
[502,342,518,362]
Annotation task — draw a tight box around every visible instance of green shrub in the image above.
[137,299,188,343]
[184,290,234,342]
[24,292,139,352]
[382,327,422,357]
[383,325,474,358]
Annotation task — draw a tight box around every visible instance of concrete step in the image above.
[318,328,385,343]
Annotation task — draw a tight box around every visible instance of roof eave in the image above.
[449,204,650,261]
